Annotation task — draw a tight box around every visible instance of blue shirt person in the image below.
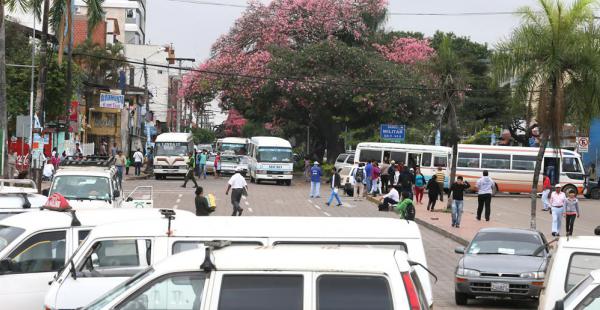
[309,162,323,198]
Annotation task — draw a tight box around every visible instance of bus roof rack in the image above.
[62,156,115,167]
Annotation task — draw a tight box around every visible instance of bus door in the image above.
[408,153,422,169]
[544,157,560,185]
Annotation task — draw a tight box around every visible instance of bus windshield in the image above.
[155,142,189,156]
[257,147,293,163]
[221,143,247,155]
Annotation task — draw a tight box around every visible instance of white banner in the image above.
[99,93,125,109]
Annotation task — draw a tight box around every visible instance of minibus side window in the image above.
[359,150,382,163]
[563,157,582,173]
[390,152,406,164]
[457,153,480,168]
[317,275,393,310]
[421,153,432,167]
[79,239,151,277]
[4,230,66,274]
[218,275,303,310]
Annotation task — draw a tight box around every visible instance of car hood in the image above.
[461,254,546,273]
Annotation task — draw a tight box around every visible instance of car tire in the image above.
[562,184,577,195]
[285,180,291,186]
[455,292,469,306]
[591,187,600,200]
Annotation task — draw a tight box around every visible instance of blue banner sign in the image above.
[380,124,405,142]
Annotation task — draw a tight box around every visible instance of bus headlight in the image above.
[283,171,292,175]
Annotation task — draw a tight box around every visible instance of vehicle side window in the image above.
[566,253,600,292]
[80,239,151,277]
[421,153,432,167]
[5,230,66,274]
[457,153,480,168]
[117,272,206,310]
[359,150,382,163]
[317,275,393,310]
[433,156,448,168]
[336,155,346,163]
[218,275,303,310]
[78,230,91,244]
[390,152,406,164]
[575,285,600,310]
[481,153,510,170]
[563,157,583,173]
[347,155,355,163]
[512,155,536,171]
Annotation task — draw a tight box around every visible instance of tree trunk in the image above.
[35,0,50,126]
[446,102,458,209]
[530,134,548,230]
[0,1,8,177]
[64,0,73,139]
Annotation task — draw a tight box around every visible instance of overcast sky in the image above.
[146,0,547,63]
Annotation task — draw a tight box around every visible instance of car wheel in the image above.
[591,187,600,200]
[256,179,261,184]
[455,291,469,306]
[286,180,291,186]
[562,184,577,195]
[250,176,255,183]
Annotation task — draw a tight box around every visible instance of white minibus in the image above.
[455,144,585,194]
[44,216,434,309]
[215,137,248,155]
[355,142,452,188]
[153,133,194,179]
[247,136,294,185]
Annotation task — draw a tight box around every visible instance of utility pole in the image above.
[64,0,74,141]
[143,58,149,113]
[0,2,8,177]
[166,57,195,132]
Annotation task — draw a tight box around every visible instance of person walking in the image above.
[564,190,580,236]
[352,163,366,201]
[378,185,399,211]
[426,175,441,211]
[380,159,390,194]
[326,168,343,207]
[115,150,127,186]
[309,161,322,198]
[133,148,144,176]
[449,176,470,228]
[414,167,426,204]
[435,166,445,202]
[549,184,567,236]
[195,150,202,176]
[199,150,208,179]
[393,191,414,219]
[181,151,199,188]
[542,172,552,211]
[399,166,413,199]
[194,186,213,216]
[225,168,248,216]
[364,160,373,194]
[110,143,118,157]
[476,170,495,221]
[370,162,381,196]
[588,163,597,182]
[8,152,17,178]
[214,152,221,178]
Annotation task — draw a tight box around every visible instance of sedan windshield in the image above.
[50,176,111,201]
[258,147,293,163]
[467,231,543,256]
[0,225,25,253]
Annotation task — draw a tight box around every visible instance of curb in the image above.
[366,196,469,246]
[125,174,151,181]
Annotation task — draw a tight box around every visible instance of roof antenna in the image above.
[200,240,232,273]
[20,193,31,209]
[70,210,81,226]
[160,209,176,236]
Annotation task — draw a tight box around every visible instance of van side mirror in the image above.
[113,190,120,198]
[454,246,465,254]
[554,299,564,310]
[0,258,14,273]
[42,189,49,196]
[91,253,100,269]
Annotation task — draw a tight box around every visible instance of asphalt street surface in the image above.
[123,175,540,310]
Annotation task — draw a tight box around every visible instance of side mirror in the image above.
[0,258,13,272]
[113,190,120,198]
[554,299,564,310]
[91,253,100,269]
[42,189,49,196]
[454,246,465,254]
[126,197,133,202]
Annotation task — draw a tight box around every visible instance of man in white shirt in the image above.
[42,159,55,180]
[133,148,144,176]
[225,168,248,216]
[378,185,400,211]
[550,184,567,236]
[476,170,495,221]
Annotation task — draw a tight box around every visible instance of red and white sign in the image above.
[577,137,590,153]
[43,193,71,211]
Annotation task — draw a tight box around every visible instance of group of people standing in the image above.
[541,173,581,237]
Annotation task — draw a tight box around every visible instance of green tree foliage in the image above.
[191,127,215,144]
[73,40,126,87]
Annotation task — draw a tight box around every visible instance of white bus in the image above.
[153,133,194,180]
[455,144,585,194]
[248,136,294,185]
[216,137,248,155]
[355,142,452,188]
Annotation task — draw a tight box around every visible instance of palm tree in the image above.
[492,0,600,230]
[429,35,469,209]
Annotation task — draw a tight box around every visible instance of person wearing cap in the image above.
[226,168,248,216]
[549,184,567,236]
[309,161,323,198]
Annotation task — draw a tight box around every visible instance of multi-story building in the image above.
[75,0,146,45]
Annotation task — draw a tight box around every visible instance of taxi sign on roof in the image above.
[44,193,71,211]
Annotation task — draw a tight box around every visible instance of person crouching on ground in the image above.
[326,168,343,207]
[195,186,213,216]
[378,185,400,211]
[394,191,413,219]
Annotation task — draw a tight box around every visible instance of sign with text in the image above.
[577,137,590,153]
[99,93,125,109]
[380,124,405,142]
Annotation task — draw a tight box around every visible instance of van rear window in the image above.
[317,275,393,310]
[218,275,303,310]
[566,253,600,292]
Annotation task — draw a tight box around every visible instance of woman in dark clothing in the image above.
[195,187,213,216]
[426,175,441,211]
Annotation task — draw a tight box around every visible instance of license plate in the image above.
[491,282,509,292]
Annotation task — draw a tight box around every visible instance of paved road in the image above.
[123,176,538,310]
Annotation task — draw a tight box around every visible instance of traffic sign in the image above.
[576,137,590,153]
[380,124,405,142]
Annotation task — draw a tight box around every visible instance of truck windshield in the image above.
[0,225,25,253]
[50,176,111,201]
[258,147,293,163]
[155,142,189,156]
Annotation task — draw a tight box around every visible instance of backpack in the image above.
[404,202,416,220]
[355,168,364,183]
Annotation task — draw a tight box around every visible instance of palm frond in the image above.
[5,0,29,14]
[84,0,105,34]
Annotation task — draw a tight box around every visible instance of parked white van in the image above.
[539,235,600,310]
[247,136,294,185]
[82,245,429,310]
[44,216,433,309]
[553,269,600,310]
[0,208,193,310]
